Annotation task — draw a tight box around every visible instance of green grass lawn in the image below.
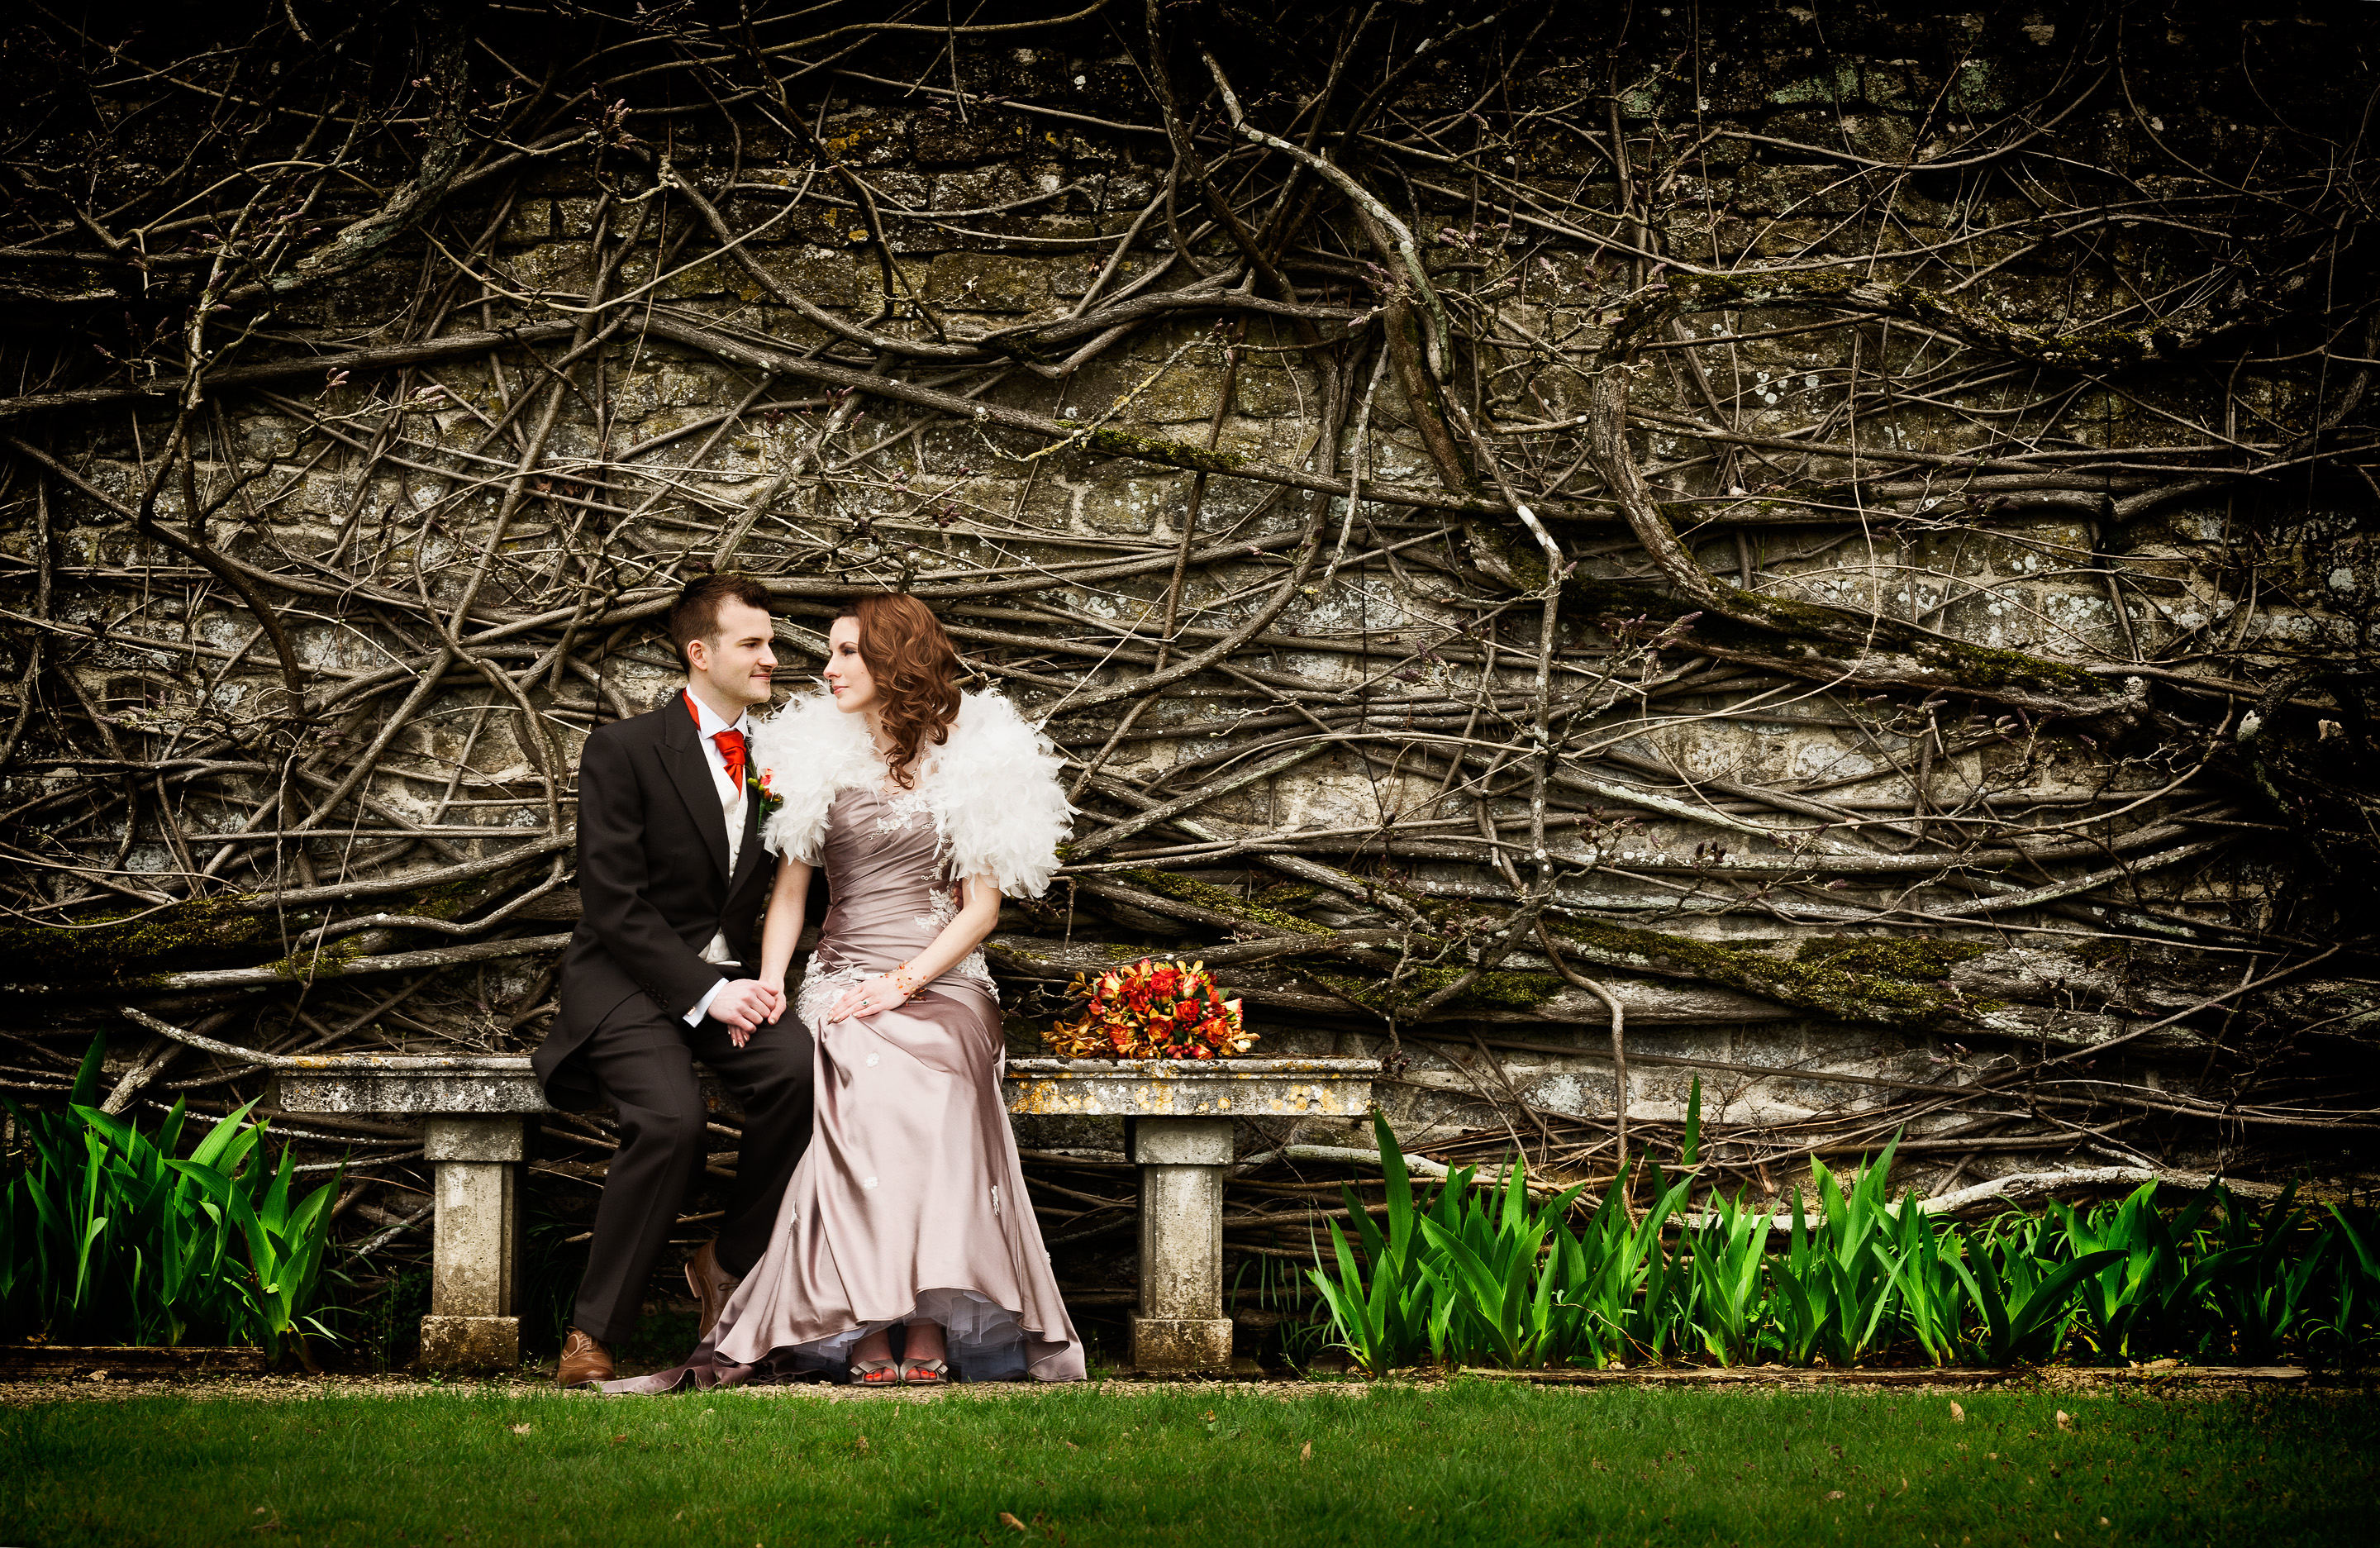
[2,1379,2370,1546]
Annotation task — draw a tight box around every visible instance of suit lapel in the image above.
[659,696,732,884]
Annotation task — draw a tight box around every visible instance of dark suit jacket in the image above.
[536,694,772,1107]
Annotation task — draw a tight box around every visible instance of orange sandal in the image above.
[898,1358,949,1387]
[850,1359,902,1387]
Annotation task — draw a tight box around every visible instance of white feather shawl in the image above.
[749,687,1073,898]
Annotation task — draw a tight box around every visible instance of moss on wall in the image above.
[1119,869,1333,936]
[1313,965,1565,1015]
[0,898,264,984]
[1538,917,1998,1031]
[1794,936,1991,979]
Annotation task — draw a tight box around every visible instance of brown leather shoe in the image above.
[556,1328,612,1388]
[685,1239,740,1341]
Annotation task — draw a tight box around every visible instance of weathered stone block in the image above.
[1750,218,1852,258]
[499,200,552,244]
[759,250,863,308]
[613,368,711,419]
[419,1315,520,1371]
[1130,1314,1232,1373]
[273,1055,550,1115]
[654,257,745,302]
[1053,253,1157,298]
[820,110,908,167]
[432,1156,517,1319]
[554,197,604,238]
[1234,367,1322,420]
[1132,1116,1234,1166]
[511,243,588,291]
[1004,1058,1376,1119]
[923,252,1052,312]
[1101,364,1226,426]
[993,45,1068,100]
[424,1115,526,1163]
[869,170,933,209]
[1139,1155,1223,1319]
[913,113,1034,167]
[1076,475,1176,536]
[931,166,1035,212]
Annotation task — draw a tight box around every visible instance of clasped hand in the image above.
[709,970,912,1043]
[708,979,784,1047]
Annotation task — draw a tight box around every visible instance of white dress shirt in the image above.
[682,690,751,1026]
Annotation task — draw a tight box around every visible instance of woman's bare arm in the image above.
[824,874,1000,1023]
[754,855,812,1029]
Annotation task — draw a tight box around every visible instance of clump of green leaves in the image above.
[1309,1090,1709,1373]
[0,1036,340,1354]
[1307,1088,2380,1372]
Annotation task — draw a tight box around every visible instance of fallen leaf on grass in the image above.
[854,1435,870,1455]
[2055,1411,2073,1431]
[1949,1402,1964,1422]
[510,1424,531,1436]
[1825,1491,1845,1501]
[1300,1442,1311,1463]
[998,1512,1028,1531]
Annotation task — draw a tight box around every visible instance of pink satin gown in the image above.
[607,782,1084,1389]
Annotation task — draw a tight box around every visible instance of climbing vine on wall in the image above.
[0,1,2374,1284]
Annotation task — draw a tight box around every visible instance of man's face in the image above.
[688,599,777,710]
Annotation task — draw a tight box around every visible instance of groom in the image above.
[535,573,814,1388]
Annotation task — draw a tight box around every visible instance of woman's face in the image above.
[822,617,878,716]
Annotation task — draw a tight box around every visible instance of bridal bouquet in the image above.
[1046,958,1257,1060]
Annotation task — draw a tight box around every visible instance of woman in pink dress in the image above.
[607,594,1082,1388]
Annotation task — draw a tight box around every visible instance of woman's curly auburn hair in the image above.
[840,594,962,788]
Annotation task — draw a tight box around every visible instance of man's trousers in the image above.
[569,988,814,1345]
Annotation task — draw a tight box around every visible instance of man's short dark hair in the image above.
[669,574,773,670]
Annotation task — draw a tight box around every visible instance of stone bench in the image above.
[272,1055,550,1370]
[1004,1056,1378,1370]
[271,1053,1377,1372]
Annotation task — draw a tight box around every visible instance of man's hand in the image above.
[707,980,784,1046]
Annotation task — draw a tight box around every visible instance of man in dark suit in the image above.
[536,573,812,1388]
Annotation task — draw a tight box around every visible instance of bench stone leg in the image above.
[419,1116,524,1371]
[1130,1117,1234,1372]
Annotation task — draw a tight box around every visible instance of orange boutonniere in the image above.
[749,766,783,821]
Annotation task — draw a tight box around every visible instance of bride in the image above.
[607,593,1083,1388]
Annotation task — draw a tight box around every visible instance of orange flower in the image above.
[1045,955,1260,1061]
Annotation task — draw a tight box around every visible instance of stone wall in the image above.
[2,0,2375,1245]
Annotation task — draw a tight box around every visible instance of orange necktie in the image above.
[713,727,746,788]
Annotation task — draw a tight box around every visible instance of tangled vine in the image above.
[1,2,2375,1297]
